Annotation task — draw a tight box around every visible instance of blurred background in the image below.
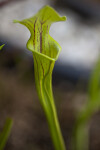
[0,0,100,150]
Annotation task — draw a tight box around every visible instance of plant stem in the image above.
[33,53,66,150]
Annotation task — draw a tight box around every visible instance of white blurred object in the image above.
[0,0,100,70]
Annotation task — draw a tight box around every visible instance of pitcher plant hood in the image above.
[14,5,66,61]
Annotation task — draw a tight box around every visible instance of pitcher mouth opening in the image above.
[29,47,61,62]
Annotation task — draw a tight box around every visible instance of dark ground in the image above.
[0,48,100,150]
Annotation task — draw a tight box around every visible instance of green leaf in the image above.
[0,44,12,150]
[72,57,100,150]
[89,58,100,106]
[0,45,5,50]
[14,5,66,150]
[0,118,13,150]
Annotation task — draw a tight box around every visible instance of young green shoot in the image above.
[0,118,13,150]
[0,45,13,150]
[0,44,5,50]
[72,57,100,150]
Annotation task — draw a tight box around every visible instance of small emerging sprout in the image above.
[0,118,13,150]
[0,44,5,50]
[0,44,12,150]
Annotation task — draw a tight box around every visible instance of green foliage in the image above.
[14,5,66,150]
[0,44,12,150]
[73,58,100,150]
[0,118,13,150]
[0,45,5,50]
